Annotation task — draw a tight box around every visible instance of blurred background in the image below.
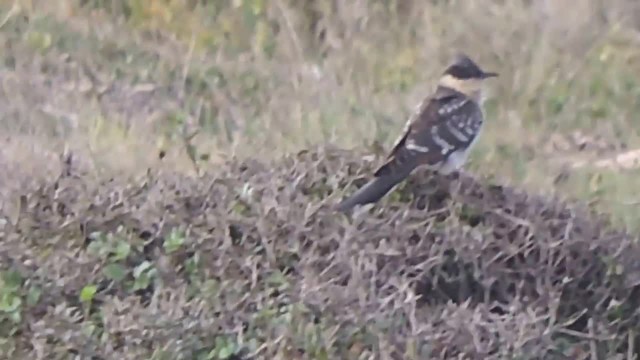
[1,0,640,228]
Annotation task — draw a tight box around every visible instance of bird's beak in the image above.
[481,71,499,78]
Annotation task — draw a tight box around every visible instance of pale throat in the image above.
[438,74,485,103]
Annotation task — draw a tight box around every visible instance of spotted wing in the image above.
[375,92,483,177]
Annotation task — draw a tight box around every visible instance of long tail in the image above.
[335,164,415,212]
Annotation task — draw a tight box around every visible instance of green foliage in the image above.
[80,284,98,303]
[0,270,23,329]
[132,261,156,291]
[206,336,242,360]
[103,263,128,282]
[87,231,132,261]
[163,228,186,254]
[25,285,42,307]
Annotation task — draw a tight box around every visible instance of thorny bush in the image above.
[1,146,640,359]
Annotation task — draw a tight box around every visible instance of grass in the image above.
[2,0,640,358]
[1,0,640,227]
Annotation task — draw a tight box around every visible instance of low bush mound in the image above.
[1,146,639,359]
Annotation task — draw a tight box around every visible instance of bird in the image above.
[335,53,498,212]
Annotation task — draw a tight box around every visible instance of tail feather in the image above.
[335,164,415,212]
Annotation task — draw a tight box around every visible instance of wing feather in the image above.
[374,89,483,177]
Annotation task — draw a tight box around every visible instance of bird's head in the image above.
[438,53,498,102]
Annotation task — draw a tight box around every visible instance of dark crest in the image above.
[443,53,498,79]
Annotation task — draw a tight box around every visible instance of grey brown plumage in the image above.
[336,54,497,212]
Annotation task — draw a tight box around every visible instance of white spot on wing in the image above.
[463,117,479,136]
[431,126,454,154]
[406,140,430,153]
[437,99,468,115]
[446,121,469,142]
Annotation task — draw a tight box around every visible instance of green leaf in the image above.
[0,293,21,313]
[218,346,234,359]
[8,309,21,324]
[212,336,238,359]
[112,241,131,261]
[185,253,199,276]
[103,263,128,282]
[133,275,151,291]
[2,270,23,291]
[163,228,185,254]
[26,286,42,306]
[132,261,155,291]
[80,285,98,303]
[133,261,153,278]
[86,240,104,256]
